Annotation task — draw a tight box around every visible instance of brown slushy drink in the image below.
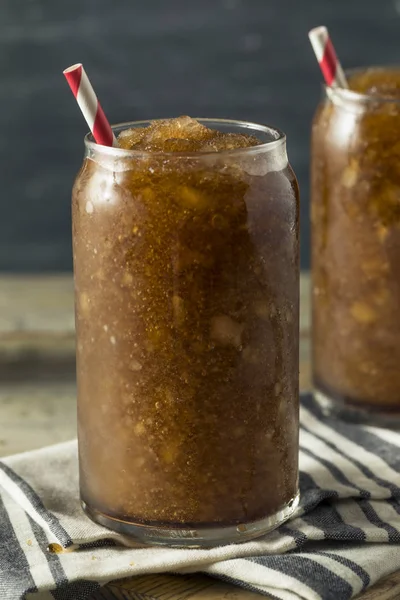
[312,68,400,421]
[73,116,300,546]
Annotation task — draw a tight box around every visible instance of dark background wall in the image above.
[1,0,398,271]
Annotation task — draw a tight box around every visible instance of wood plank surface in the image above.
[94,574,269,600]
[91,571,400,600]
[0,274,398,599]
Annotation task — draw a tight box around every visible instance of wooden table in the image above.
[0,274,398,599]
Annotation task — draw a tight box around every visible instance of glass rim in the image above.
[323,65,400,105]
[84,118,286,158]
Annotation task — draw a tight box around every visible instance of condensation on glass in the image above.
[73,118,300,546]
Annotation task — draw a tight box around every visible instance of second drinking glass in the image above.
[312,67,400,423]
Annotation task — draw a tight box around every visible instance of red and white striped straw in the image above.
[63,63,117,147]
[308,26,348,89]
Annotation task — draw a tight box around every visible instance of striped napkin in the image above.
[1,393,400,600]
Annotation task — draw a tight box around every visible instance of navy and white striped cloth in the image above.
[1,393,400,600]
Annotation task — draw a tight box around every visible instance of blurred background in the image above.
[1,0,399,271]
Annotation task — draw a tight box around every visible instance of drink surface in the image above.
[348,67,400,98]
[312,68,400,409]
[117,115,260,152]
[73,117,299,527]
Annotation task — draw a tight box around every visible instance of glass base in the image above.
[314,386,400,428]
[81,491,300,548]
